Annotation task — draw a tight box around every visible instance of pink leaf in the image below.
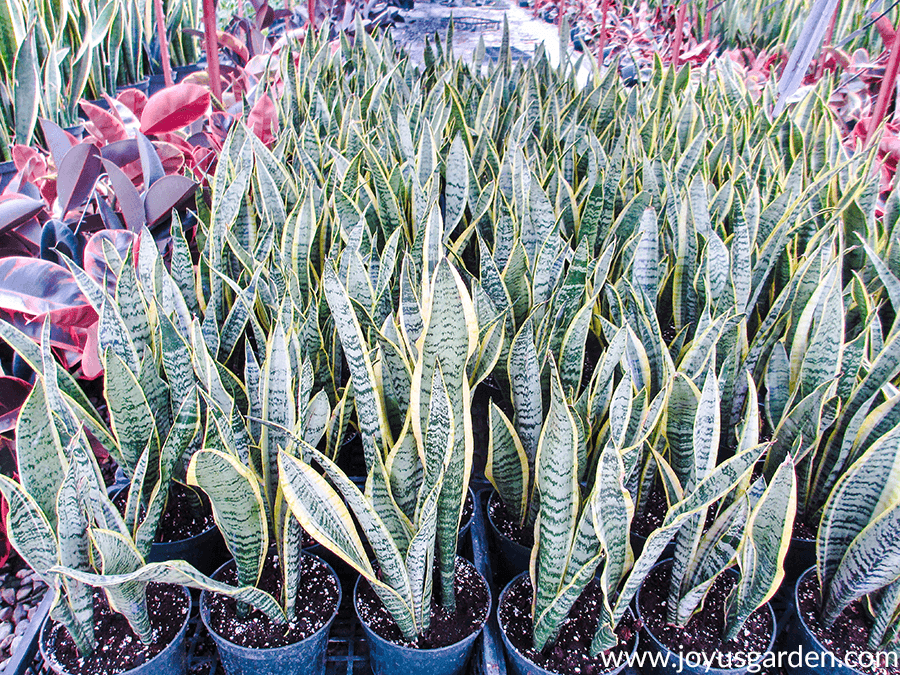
[141,83,211,135]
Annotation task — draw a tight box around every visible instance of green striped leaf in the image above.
[486,402,529,527]
[104,349,159,477]
[532,364,580,624]
[186,450,268,589]
[278,450,417,639]
[509,318,542,464]
[725,456,796,640]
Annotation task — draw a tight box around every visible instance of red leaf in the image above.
[56,144,102,215]
[117,88,148,119]
[12,145,48,185]
[0,197,44,235]
[219,30,250,64]
[80,101,128,144]
[153,141,187,175]
[0,376,32,433]
[144,175,197,227]
[248,94,279,146]
[141,83,211,135]
[0,257,99,358]
[81,320,102,379]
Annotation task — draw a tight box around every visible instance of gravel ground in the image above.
[0,556,47,673]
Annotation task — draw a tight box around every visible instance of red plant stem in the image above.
[154,0,174,86]
[596,0,610,64]
[671,3,687,68]
[203,0,223,101]
[703,0,710,42]
[816,1,840,78]
[307,0,316,32]
[871,23,900,141]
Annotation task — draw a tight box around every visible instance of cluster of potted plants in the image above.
[2,8,900,675]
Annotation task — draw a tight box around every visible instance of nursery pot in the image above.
[39,585,191,675]
[200,553,341,675]
[63,123,85,140]
[173,64,202,82]
[149,74,167,96]
[783,566,875,675]
[353,557,489,675]
[497,571,638,675]
[117,77,150,96]
[783,536,816,591]
[486,491,531,582]
[110,484,229,576]
[634,560,777,675]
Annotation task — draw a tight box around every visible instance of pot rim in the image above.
[353,556,490,653]
[634,558,777,675]
[496,570,639,675]
[486,490,532,553]
[109,485,219,547]
[39,584,191,675]
[792,565,872,675]
[199,551,342,654]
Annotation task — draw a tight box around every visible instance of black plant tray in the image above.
[8,485,507,675]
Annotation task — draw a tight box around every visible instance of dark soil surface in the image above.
[632,484,667,539]
[798,572,900,675]
[499,575,638,675]
[638,562,773,669]
[489,492,534,548]
[45,584,188,675]
[792,518,817,541]
[356,558,488,648]
[206,552,339,649]
[113,482,215,543]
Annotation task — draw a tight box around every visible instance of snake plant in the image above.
[525,358,769,655]
[0,319,282,656]
[278,254,484,640]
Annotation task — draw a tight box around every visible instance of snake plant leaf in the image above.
[378,323,413,437]
[54,558,287,624]
[486,401,529,528]
[323,264,392,468]
[0,320,114,449]
[559,297,597,400]
[631,207,659,300]
[387,420,423,522]
[186,450,268,589]
[278,450,417,640]
[259,318,294,519]
[532,363,580,624]
[0,474,58,584]
[134,390,200,557]
[509,318,543,464]
[819,424,900,589]
[103,348,160,478]
[13,25,39,146]
[406,467,441,633]
[444,134,469,236]
[666,373,700,488]
[14,380,69,529]
[725,456,796,640]
[822,497,900,626]
[592,444,634,603]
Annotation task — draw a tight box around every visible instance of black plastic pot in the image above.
[200,553,340,675]
[63,123,85,140]
[110,484,229,576]
[39,585,191,675]
[116,77,150,96]
[635,560,777,675]
[497,571,638,675]
[353,557,489,675]
[783,567,868,675]
[173,64,202,83]
[0,161,17,193]
[486,491,531,583]
[148,74,166,96]
[783,537,816,591]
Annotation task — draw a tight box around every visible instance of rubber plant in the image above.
[278,255,486,640]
